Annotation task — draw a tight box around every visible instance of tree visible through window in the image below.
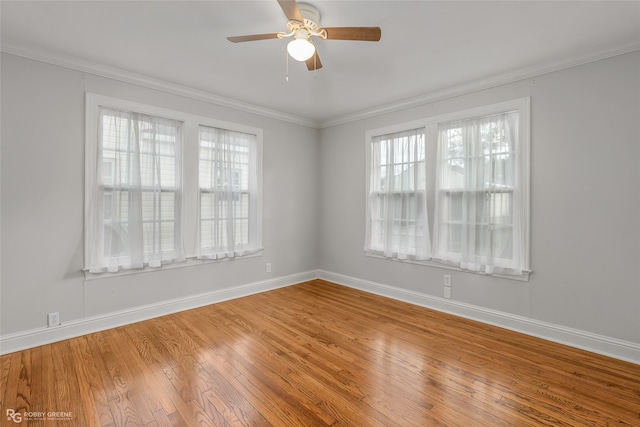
[434,111,524,274]
[365,98,530,278]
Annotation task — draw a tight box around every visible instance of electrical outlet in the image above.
[444,287,452,299]
[266,263,272,273]
[48,312,60,327]
[444,274,452,287]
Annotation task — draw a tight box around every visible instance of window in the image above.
[198,126,260,258]
[365,98,530,278]
[433,109,527,275]
[85,94,262,275]
[365,128,431,260]
[86,107,184,273]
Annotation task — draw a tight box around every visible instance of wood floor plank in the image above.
[1,280,639,426]
[68,336,113,426]
[53,340,88,426]
[2,350,31,418]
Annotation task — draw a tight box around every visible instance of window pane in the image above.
[445,192,463,222]
[234,218,249,244]
[200,192,215,220]
[199,128,252,191]
[101,109,179,191]
[488,192,513,225]
[141,191,175,222]
[472,225,513,259]
[103,192,113,220]
[491,226,513,259]
[103,222,127,257]
[113,190,129,223]
[447,223,462,254]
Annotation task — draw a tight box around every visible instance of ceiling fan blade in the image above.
[227,33,281,43]
[277,0,304,22]
[306,51,322,71]
[324,27,382,41]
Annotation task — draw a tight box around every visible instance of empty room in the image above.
[1,1,639,426]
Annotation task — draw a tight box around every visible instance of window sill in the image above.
[83,251,263,282]
[364,251,531,282]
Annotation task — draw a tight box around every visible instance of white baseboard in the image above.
[317,270,640,365]
[0,270,320,355]
[3,269,638,365]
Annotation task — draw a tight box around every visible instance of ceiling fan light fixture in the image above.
[227,0,382,71]
[287,33,315,61]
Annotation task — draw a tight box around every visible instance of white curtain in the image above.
[433,112,523,274]
[198,126,260,259]
[87,108,184,273]
[365,128,431,260]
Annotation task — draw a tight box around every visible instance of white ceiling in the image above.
[2,1,640,126]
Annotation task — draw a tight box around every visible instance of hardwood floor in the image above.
[1,280,639,426]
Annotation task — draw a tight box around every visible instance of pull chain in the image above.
[285,50,289,82]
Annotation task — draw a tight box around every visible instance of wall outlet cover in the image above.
[47,312,60,327]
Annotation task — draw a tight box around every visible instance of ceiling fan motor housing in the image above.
[297,3,321,25]
[285,3,326,40]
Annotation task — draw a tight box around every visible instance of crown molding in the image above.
[0,39,321,129]
[3,38,639,130]
[319,39,640,128]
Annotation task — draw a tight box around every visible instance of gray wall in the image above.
[1,53,320,335]
[318,51,640,345]
[2,50,639,350]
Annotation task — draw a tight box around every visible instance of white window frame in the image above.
[84,93,263,279]
[364,98,530,280]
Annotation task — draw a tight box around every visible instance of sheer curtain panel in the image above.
[365,128,431,260]
[87,108,184,273]
[433,111,525,274]
[198,126,261,259]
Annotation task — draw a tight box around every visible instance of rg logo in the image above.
[6,409,22,423]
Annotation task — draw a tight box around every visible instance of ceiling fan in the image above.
[227,0,381,71]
